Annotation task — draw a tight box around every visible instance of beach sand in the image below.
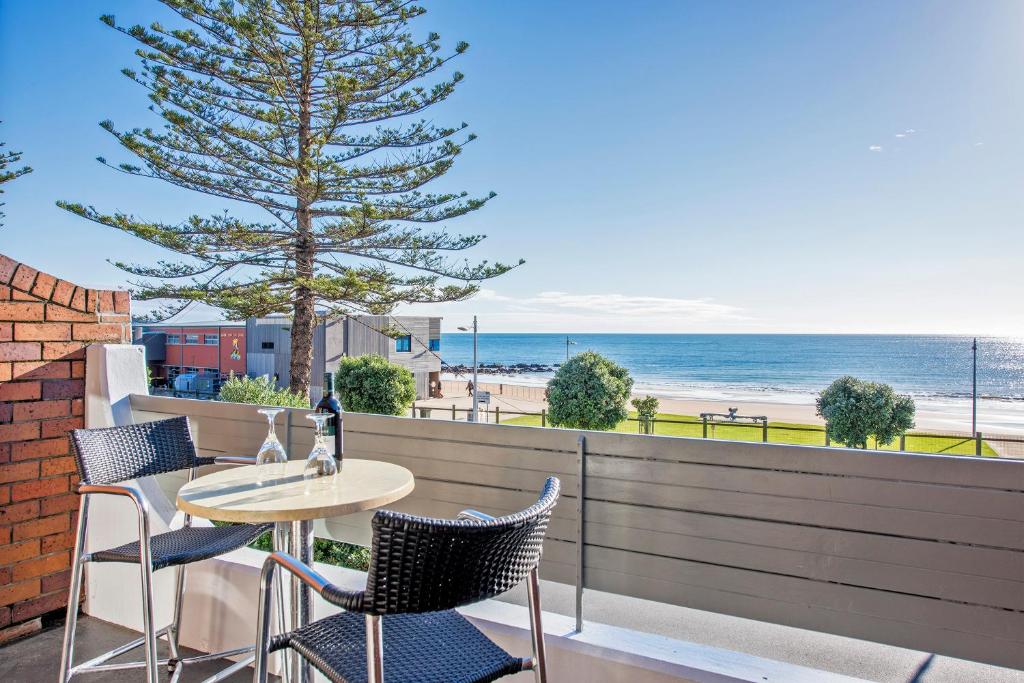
[431,378,994,434]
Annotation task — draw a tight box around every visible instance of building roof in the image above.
[137,320,246,328]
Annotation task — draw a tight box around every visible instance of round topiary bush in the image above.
[334,354,416,415]
[547,351,633,431]
[816,375,916,449]
[218,374,309,408]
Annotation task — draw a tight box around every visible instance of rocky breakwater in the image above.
[443,362,557,376]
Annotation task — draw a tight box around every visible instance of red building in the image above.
[135,322,247,386]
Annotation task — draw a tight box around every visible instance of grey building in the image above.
[246,314,442,402]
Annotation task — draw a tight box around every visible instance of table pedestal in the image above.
[284,520,314,683]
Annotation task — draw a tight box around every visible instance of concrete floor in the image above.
[0,615,267,682]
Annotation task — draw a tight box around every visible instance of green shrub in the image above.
[547,351,633,431]
[632,395,659,434]
[334,354,416,415]
[816,375,916,449]
[248,530,370,571]
[218,374,308,408]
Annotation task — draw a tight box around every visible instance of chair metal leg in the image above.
[253,558,277,683]
[58,496,89,683]
[366,614,383,683]
[166,564,187,673]
[526,567,548,683]
[138,517,159,683]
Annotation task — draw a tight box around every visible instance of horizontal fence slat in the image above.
[586,478,1024,550]
[586,454,1024,522]
[586,500,1023,582]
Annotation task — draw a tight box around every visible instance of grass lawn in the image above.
[501,411,997,457]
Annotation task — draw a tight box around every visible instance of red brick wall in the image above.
[0,253,130,640]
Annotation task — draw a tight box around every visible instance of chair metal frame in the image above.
[253,499,554,683]
[58,454,260,683]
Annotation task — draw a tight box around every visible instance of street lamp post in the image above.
[972,337,978,435]
[458,316,479,422]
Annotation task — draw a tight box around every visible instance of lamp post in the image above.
[458,316,479,422]
[972,337,978,435]
[566,336,576,362]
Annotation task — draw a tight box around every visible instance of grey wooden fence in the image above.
[128,394,1024,671]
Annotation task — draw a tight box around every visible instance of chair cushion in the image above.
[277,609,526,683]
[90,523,272,570]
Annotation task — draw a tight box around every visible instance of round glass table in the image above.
[176,459,414,683]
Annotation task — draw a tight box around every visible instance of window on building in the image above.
[185,334,199,345]
[395,335,412,353]
[429,338,441,352]
[261,341,275,350]
[166,334,180,345]
[204,334,219,345]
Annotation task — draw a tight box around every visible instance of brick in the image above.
[40,494,79,516]
[44,306,95,323]
[11,361,70,381]
[0,486,9,505]
[0,255,16,283]
[1,539,40,564]
[0,579,40,607]
[0,363,9,382]
[12,476,68,502]
[0,322,11,341]
[12,552,69,581]
[40,458,78,479]
[40,417,83,439]
[9,265,36,292]
[13,514,66,541]
[0,443,8,464]
[86,290,97,313]
[0,286,7,300]
[0,302,45,321]
[11,591,66,622]
[113,290,130,314]
[0,422,40,443]
[71,323,123,341]
[0,342,41,361]
[11,400,70,422]
[51,280,75,307]
[0,568,9,585]
[69,287,86,312]
[0,381,41,402]
[14,322,71,341]
[0,617,42,645]
[98,291,115,313]
[10,290,38,301]
[41,569,71,594]
[0,527,9,545]
[41,380,84,401]
[41,341,85,360]
[0,461,39,484]
[11,438,67,461]
[0,499,39,525]
[30,272,56,300]
[70,399,84,416]
[0,403,9,424]
[70,360,84,378]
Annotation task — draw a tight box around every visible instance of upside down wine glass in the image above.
[304,413,338,481]
[255,408,288,483]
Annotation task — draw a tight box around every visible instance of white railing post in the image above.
[575,434,586,633]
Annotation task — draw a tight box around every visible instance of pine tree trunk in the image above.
[288,28,316,399]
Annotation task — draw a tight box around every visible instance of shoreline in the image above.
[438,375,1024,435]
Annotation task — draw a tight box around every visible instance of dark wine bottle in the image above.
[315,372,344,469]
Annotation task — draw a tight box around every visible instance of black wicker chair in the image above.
[254,477,561,683]
[59,416,272,683]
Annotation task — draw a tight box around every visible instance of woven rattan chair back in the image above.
[363,477,560,615]
[70,416,199,486]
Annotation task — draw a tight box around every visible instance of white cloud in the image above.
[894,133,905,138]
[869,145,883,152]
[525,291,743,321]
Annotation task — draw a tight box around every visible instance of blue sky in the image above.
[2,1,1022,334]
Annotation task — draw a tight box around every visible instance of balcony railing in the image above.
[123,392,1024,673]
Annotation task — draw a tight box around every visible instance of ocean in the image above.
[438,334,1024,432]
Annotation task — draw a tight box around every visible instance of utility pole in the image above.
[972,337,978,435]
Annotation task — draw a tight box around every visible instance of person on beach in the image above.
[466,380,474,396]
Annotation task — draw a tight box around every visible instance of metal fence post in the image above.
[899,434,906,451]
[976,431,983,456]
[541,409,546,427]
[702,415,708,439]
[575,434,586,633]
[495,406,500,424]
[825,431,830,447]
[762,418,768,443]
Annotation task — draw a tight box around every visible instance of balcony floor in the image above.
[0,615,267,682]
